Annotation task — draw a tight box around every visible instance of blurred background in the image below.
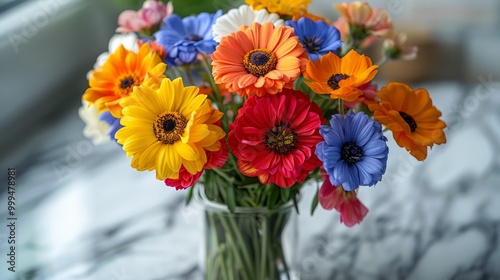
[0,0,499,279]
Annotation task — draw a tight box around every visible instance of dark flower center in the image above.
[327,74,350,90]
[341,141,363,164]
[303,36,322,53]
[264,122,297,155]
[121,76,135,89]
[243,49,277,77]
[186,34,203,41]
[399,111,417,132]
[153,112,188,144]
[163,119,176,132]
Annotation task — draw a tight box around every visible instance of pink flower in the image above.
[318,171,369,227]
[164,139,227,190]
[333,2,393,48]
[165,168,203,190]
[383,33,418,61]
[117,0,173,33]
[344,82,378,109]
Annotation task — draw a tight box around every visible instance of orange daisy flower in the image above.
[303,50,378,102]
[368,82,447,161]
[211,22,308,98]
[83,43,166,118]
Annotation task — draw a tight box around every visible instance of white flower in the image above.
[212,5,284,42]
[86,33,139,79]
[78,100,111,145]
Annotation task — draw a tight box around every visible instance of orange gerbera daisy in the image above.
[83,43,166,118]
[303,50,378,102]
[368,82,447,161]
[211,22,308,98]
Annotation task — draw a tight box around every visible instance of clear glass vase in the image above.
[195,186,299,280]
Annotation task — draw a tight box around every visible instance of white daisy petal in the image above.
[212,5,284,42]
[78,100,111,145]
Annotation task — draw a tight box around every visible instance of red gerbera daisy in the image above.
[228,89,324,188]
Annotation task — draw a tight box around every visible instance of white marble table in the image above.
[1,81,499,280]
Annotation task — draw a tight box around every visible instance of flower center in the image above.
[153,112,188,144]
[341,141,363,164]
[121,77,134,89]
[327,74,350,90]
[117,74,140,96]
[243,49,277,77]
[399,111,417,132]
[303,36,322,53]
[186,34,203,41]
[264,122,297,155]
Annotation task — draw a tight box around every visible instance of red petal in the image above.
[318,180,342,211]
[340,198,369,227]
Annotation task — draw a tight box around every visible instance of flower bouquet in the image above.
[79,0,447,279]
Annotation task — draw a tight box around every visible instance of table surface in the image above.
[1,81,499,280]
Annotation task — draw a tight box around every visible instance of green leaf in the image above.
[226,185,236,213]
[310,186,320,216]
[280,187,291,203]
[267,185,280,210]
[185,185,195,205]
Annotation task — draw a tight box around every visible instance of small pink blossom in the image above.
[383,33,418,61]
[344,82,378,109]
[164,139,227,190]
[333,2,393,48]
[318,171,369,227]
[165,167,203,190]
[117,0,173,33]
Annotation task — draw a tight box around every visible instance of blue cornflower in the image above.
[99,111,122,143]
[316,111,389,191]
[286,17,342,61]
[154,10,222,65]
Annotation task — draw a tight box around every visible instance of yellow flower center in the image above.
[327,73,350,90]
[243,49,277,77]
[399,111,417,132]
[264,122,297,155]
[153,112,188,144]
[116,73,141,96]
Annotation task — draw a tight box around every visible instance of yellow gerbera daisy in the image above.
[245,0,311,17]
[115,78,226,180]
[368,82,447,161]
[83,43,166,118]
[303,50,378,102]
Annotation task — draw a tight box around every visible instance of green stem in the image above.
[207,212,227,280]
[219,216,254,280]
[212,168,235,185]
[259,218,268,280]
[338,98,344,115]
[183,65,197,86]
[376,56,388,67]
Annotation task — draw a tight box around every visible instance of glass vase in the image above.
[195,186,299,280]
